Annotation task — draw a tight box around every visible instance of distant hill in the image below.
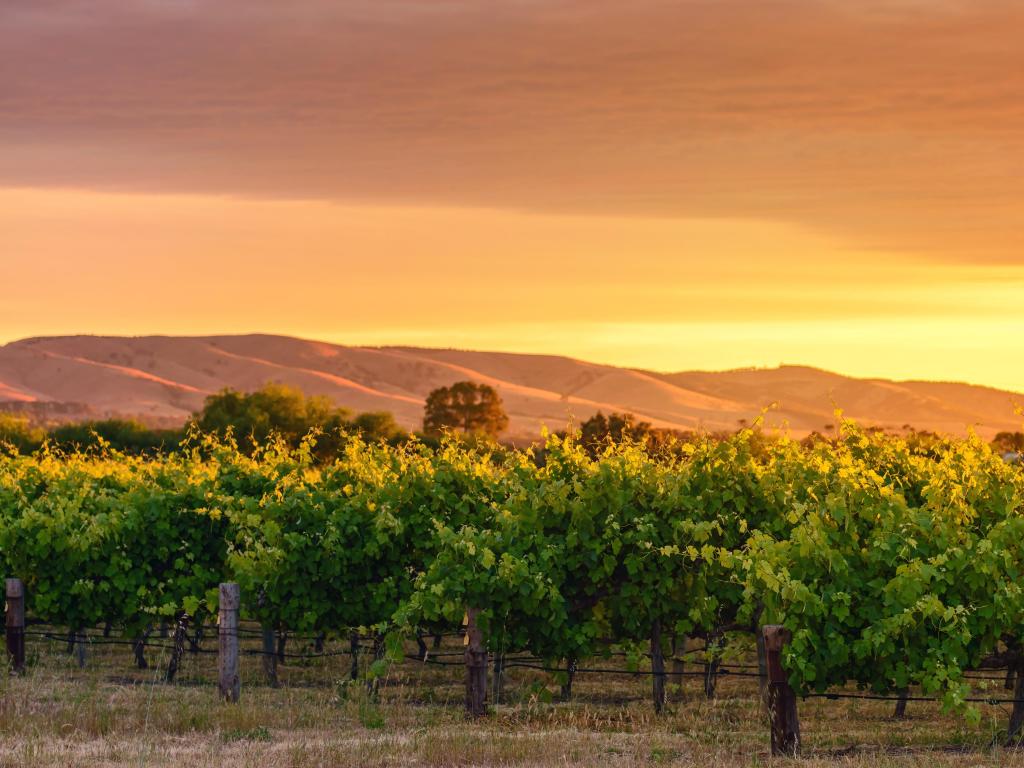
[0,334,1020,440]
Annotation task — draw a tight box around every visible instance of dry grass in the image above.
[3,629,1024,767]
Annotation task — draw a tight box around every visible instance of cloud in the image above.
[2,0,1023,259]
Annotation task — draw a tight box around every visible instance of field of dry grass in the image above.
[3,628,1024,767]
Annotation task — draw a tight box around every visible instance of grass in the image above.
[3,627,1024,767]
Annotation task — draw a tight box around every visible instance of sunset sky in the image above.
[3,0,1023,390]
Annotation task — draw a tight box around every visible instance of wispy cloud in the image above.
[2,0,1022,259]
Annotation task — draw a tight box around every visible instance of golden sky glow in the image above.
[2,1,1023,390]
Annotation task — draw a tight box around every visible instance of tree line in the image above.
[2,379,1021,457]
[0,380,510,456]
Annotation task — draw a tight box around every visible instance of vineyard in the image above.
[3,421,1024,759]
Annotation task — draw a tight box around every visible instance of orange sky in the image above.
[2,1,1023,390]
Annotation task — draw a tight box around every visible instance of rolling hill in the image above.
[0,334,1020,440]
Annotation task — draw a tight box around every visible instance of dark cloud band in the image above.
[2,0,1022,259]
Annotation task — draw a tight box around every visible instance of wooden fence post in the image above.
[261,623,278,688]
[415,631,428,661]
[492,652,505,705]
[670,635,685,699]
[756,629,769,704]
[1006,659,1024,744]
[367,633,385,695]
[763,625,800,756]
[189,620,205,655]
[704,634,722,699]
[276,630,288,665]
[133,625,155,669]
[5,578,25,674]
[165,613,189,682]
[894,689,909,718]
[349,631,360,680]
[651,619,666,713]
[464,608,487,717]
[73,628,87,668]
[218,583,240,703]
[561,658,577,701]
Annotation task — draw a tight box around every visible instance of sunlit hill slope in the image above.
[0,335,1020,440]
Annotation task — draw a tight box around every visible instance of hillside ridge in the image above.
[0,334,1020,439]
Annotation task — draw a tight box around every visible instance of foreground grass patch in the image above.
[2,635,1023,767]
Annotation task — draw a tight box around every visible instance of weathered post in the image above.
[276,630,288,665]
[5,578,25,674]
[670,636,685,698]
[416,631,429,661]
[132,637,147,669]
[756,629,769,704]
[704,634,722,699]
[651,619,666,713]
[492,652,505,705]
[367,633,385,696]
[464,608,487,717]
[763,625,800,756]
[894,689,909,718]
[218,583,240,703]
[349,631,360,680]
[561,658,577,701]
[1007,659,1024,744]
[132,626,153,670]
[73,628,87,668]
[261,623,278,688]
[189,620,205,655]
[166,613,190,682]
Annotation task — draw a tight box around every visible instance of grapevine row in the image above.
[2,422,1023,741]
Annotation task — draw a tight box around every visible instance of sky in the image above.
[2,0,1023,390]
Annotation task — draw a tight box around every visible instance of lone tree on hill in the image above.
[423,381,508,438]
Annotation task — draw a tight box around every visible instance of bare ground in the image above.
[2,630,1023,767]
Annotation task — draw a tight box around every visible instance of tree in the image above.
[0,413,44,453]
[194,383,351,452]
[422,381,508,438]
[351,411,407,443]
[992,431,1024,454]
[580,411,653,448]
[49,419,182,454]
[576,411,694,456]
[192,382,409,456]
